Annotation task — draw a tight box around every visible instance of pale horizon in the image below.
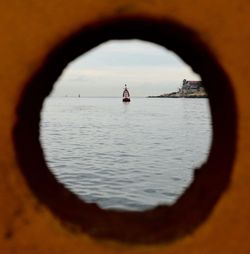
[50,39,201,97]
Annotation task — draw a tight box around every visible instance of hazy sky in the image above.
[51,39,200,97]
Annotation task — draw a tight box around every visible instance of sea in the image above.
[40,97,212,211]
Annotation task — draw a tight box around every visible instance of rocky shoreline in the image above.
[148,91,208,98]
[148,79,208,98]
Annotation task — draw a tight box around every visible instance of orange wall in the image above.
[0,1,250,253]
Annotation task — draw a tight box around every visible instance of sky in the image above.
[51,39,200,97]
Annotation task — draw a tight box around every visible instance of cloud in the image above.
[52,40,200,97]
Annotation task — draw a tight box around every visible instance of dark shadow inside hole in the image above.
[14,17,237,244]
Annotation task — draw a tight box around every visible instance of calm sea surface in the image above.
[40,97,212,211]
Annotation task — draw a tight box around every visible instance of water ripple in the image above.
[40,97,212,211]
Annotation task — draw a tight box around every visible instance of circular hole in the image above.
[40,39,212,211]
[14,18,236,244]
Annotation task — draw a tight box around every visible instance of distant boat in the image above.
[123,84,130,102]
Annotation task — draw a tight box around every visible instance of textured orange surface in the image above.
[0,0,250,253]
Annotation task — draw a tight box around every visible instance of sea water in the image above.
[40,97,212,211]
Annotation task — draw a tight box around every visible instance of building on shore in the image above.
[148,79,207,98]
[180,79,205,96]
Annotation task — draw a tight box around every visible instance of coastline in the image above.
[148,91,208,98]
[148,79,208,98]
